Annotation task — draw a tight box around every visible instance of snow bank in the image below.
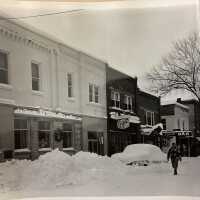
[0,149,128,192]
[112,144,167,164]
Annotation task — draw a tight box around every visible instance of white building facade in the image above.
[161,102,191,155]
[0,20,107,160]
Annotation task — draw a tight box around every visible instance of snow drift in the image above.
[111,144,167,164]
[0,149,127,192]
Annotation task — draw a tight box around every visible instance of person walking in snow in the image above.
[167,143,182,175]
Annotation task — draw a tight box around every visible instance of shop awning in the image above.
[14,107,82,121]
[196,137,200,141]
[141,123,163,136]
[110,112,140,124]
[162,130,192,137]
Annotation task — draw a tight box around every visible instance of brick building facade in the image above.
[106,66,140,156]
[137,90,162,147]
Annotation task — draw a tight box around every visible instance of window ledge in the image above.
[124,109,134,113]
[109,106,122,111]
[38,148,52,152]
[67,97,75,102]
[88,102,102,107]
[63,147,74,151]
[32,90,44,96]
[14,148,30,153]
[0,83,13,90]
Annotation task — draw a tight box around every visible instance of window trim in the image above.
[0,50,9,84]
[67,72,74,98]
[31,61,41,91]
[145,111,155,126]
[111,90,120,108]
[89,83,100,104]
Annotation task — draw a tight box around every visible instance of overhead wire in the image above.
[0,9,84,20]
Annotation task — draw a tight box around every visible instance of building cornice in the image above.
[0,24,51,53]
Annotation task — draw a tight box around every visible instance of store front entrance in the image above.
[88,131,104,155]
[108,131,137,156]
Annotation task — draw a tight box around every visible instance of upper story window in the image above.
[0,51,8,84]
[182,120,185,130]
[124,95,133,111]
[94,86,99,103]
[145,111,155,126]
[89,83,100,103]
[177,119,180,130]
[31,62,40,91]
[161,118,166,130]
[67,73,73,98]
[111,91,120,108]
[14,118,28,149]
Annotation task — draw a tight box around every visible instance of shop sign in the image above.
[117,118,130,129]
[175,131,192,136]
[162,130,192,137]
[162,130,175,136]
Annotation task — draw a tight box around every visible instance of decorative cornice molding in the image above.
[0,25,51,53]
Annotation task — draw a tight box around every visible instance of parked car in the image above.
[111,144,167,166]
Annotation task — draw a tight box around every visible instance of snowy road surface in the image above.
[0,150,199,199]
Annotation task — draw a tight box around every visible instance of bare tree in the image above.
[147,32,200,102]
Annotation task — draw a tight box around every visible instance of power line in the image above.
[0,9,84,20]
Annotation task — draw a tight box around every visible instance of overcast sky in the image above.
[0,0,198,90]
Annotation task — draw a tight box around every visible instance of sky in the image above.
[0,0,198,91]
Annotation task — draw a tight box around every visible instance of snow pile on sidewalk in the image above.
[0,149,127,192]
[112,144,167,164]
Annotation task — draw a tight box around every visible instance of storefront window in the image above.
[14,118,28,149]
[38,121,50,148]
[161,118,166,130]
[63,123,73,148]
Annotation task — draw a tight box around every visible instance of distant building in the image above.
[137,90,162,147]
[176,98,200,156]
[161,101,192,155]
[176,98,200,137]
[106,66,140,156]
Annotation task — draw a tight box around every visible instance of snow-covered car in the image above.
[111,144,167,166]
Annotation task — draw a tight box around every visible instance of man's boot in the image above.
[174,168,177,175]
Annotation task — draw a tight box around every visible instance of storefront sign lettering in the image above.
[117,118,130,129]
[162,130,192,137]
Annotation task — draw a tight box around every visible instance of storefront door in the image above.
[88,131,104,155]
[108,132,136,156]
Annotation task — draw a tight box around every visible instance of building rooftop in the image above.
[161,100,189,110]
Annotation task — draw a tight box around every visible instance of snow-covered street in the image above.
[0,149,199,200]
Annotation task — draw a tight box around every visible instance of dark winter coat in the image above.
[167,146,182,169]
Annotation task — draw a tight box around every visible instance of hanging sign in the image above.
[175,131,192,136]
[117,118,130,129]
